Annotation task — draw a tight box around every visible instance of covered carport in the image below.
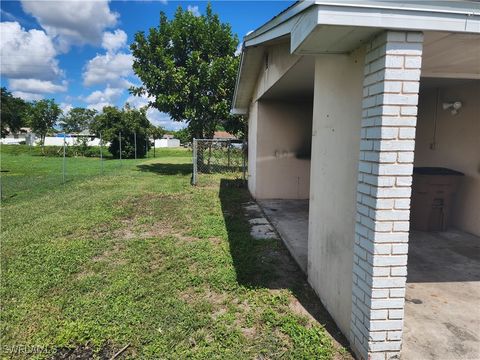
[232,2,480,359]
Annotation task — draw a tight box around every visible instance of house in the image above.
[232,1,480,359]
[0,127,35,145]
[213,130,237,140]
[155,134,180,148]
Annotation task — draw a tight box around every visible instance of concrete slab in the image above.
[403,230,480,360]
[258,199,309,273]
[243,202,278,240]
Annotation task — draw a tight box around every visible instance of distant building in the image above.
[1,127,35,145]
[155,138,180,148]
[213,131,236,140]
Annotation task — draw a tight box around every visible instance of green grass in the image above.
[0,145,346,359]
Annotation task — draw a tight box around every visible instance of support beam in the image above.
[350,31,423,360]
[308,48,365,337]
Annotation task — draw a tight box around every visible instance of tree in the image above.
[130,4,240,140]
[148,124,166,142]
[0,87,29,137]
[26,99,61,145]
[61,107,97,133]
[91,105,151,159]
[172,128,190,145]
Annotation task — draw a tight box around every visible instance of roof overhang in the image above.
[231,0,480,114]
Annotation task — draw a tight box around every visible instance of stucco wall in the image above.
[415,81,480,236]
[248,101,258,196]
[253,42,301,102]
[253,100,312,199]
[308,48,365,337]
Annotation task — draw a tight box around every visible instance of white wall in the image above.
[251,99,312,199]
[248,101,259,196]
[41,137,103,147]
[308,48,365,336]
[155,138,180,148]
[415,80,480,236]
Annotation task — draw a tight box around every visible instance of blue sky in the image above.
[0,0,294,130]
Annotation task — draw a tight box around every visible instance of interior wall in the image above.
[308,48,365,337]
[415,80,480,236]
[253,99,313,200]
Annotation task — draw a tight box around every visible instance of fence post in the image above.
[62,133,66,183]
[192,138,197,185]
[227,140,231,170]
[134,131,137,160]
[100,132,104,174]
[119,132,122,164]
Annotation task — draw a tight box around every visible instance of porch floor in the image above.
[257,199,480,359]
[258,199,309,273]
[402,229,480,360]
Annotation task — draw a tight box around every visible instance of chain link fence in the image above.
[192,139,247,185]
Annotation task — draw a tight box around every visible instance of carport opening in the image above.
[402,78,480,359]
[254,57,315,274]
[256,96,313,274]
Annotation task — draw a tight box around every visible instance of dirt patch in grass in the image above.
[106,194,199,243]
[52,343,117,360]
[92,242,127,263]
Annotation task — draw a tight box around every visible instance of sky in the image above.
[0,0,294,130]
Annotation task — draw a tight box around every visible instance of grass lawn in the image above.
[1,145,349,359]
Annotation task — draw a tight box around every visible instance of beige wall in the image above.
[253,43,301,101]
[248,101,259,196]
[415,80,480,236]
[252,99,312,199]
[308,48,365,336]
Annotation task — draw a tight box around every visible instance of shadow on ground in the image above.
[136,163,192,175]
[218,179,353,355]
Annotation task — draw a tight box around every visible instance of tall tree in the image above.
[90,105,151,159]
[26,99,61,144]
[148,124,166,142]
[0,87,29,138]
[61,107,97,133]
[130,4,240,140]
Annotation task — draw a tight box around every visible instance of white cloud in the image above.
[0,22,61,80]
[125,94,152,109]
[60,102,73,113]
[87,102,111,112]
[126,94,184,130]
[187,5,200,17]
[84,86,124,111]
[235,43,243,56]
[9,79,67,94]
[147,108,185,130]
[102,29,127,53]
[85,86,123,104]
[12,91,44,101]
[83,52,133,87]
[20,0,118,50]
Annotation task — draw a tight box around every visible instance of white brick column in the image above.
[350,31,423,360]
